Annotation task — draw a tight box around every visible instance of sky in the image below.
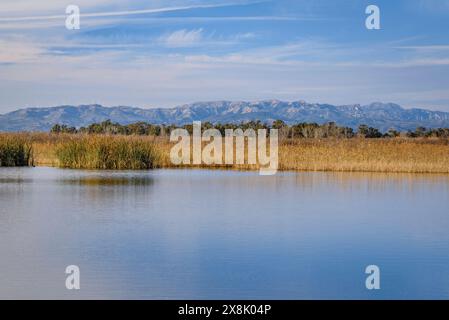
[1,0,449,113]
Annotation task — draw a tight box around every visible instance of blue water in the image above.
[0,167,449,299]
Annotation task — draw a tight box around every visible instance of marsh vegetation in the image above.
[0,134,33,167]
[2,120,449,173]
[54,135,159,170]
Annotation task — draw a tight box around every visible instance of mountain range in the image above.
[1,100,449,132]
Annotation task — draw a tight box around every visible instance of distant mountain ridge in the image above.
[1,100,449,132]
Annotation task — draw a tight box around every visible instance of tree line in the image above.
[50,120,449,139]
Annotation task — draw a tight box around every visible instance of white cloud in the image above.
[0,38,44,63]
[2,43,449,112]
[395,45,449,52]
[161,29,204,48]
[0,0,113,16]
[0,2,243,21]
[233,32,256,40]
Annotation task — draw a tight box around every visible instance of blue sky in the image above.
[1,0,449,112]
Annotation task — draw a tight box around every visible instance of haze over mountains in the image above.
[1,100,449,132]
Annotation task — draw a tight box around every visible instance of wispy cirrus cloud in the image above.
[0,2,251,22]
[158,29,257,48]
[395,45,449,52]
[0,38,44,64]
[0,0,112,15]
[161,28,204,47]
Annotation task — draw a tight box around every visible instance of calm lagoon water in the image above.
[0,167,449,299]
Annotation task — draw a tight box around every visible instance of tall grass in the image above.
[278,138,449,173]
[55,135,160,169]
[0,134,33,167]
[3,133,449,173]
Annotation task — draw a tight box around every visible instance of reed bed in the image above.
[54,135,160,170]
[0,133,33,167]
[2,133,449,173]
[278,138,449,173]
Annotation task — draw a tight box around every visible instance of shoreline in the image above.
[7,165,449,177]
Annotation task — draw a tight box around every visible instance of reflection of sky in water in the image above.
[0,167,449,299]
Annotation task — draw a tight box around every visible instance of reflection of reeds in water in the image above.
[292,171,449,193]
[54,135,160,170]
[0,134,33,167]
[60,176,154,186]
[0,178,33,184]
[58,174,155,203]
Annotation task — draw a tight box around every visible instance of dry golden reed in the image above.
[2,133,449,173]
[278,138,449,173]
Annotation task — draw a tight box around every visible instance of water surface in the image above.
[1,167,449,299]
